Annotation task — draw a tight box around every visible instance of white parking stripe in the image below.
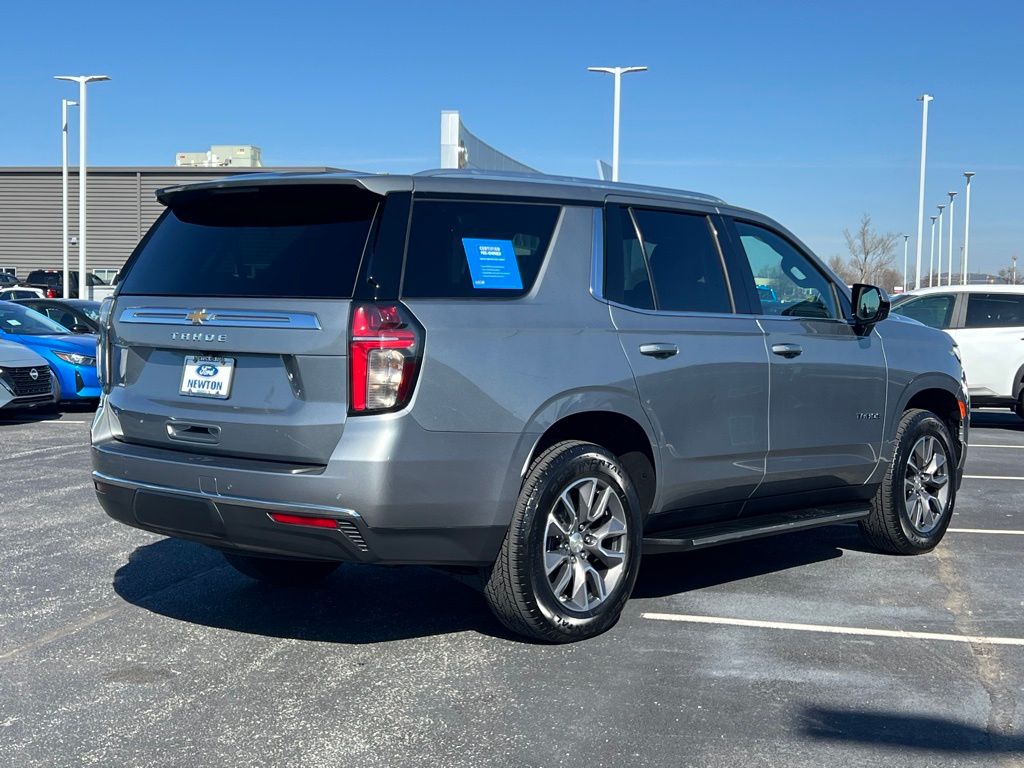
[947,527,1024,535]
[642,613,1024,646]
[0,420,87,425]
[970,444,1024,449]
[963,475,1024,481]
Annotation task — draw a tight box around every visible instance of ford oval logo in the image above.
[196,364,219,377]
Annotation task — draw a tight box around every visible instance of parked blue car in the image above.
[0,301,99,401]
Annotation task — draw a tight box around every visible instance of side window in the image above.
[402,200,560,298]
[604,205,654,309]
[965,293,1024,328]
[733,221,838,319]
[892,294,956,329]
[630,209,732,313]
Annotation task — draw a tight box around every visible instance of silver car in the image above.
[0,338,54,410]
[92,171,968,642]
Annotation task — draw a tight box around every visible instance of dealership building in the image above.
[0,165,337,281]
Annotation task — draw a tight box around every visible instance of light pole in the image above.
[902,234,909,291]
[587,66,648,182]
[60,98,78,299]
[913,94,933,289]
[962,172,975,284]
[929,215,938,289]
[55,74,110,299]
[946,191,957,287]
[935,204,945,287]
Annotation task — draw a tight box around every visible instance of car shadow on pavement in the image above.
[115,524,875,644]
[632,525,854,599]
[113,538,514,644]
[799,706,1024,755]
[970,410,1024,431]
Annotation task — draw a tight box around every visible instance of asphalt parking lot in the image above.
[1,409,1022,767]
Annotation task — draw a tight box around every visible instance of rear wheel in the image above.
[484,440,643,643]
[1015,390,1024,420]
[861,408,956,554]
[222,552,340,586]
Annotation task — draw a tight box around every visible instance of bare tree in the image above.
[826,254,856,285]
[843,214,899,287]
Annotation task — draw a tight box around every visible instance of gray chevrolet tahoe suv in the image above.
[92,170,968,642]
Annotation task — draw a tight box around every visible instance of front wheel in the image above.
[484,441,644,643]
[222,552,340,586]
[861,408,957,554]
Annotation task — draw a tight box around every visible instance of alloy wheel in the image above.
[904,435,951,535]
[543,476,629,612]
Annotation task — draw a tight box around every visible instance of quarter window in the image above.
[733,221,838,319]
[402,200,560,298]
[965,293,1024,328]
[892,294,955,329]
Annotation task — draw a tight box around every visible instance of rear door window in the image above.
[965,293,1024,328]
[401,200,561,298]
[891,293,956,329]
[118,185,380,298]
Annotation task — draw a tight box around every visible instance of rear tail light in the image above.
[349,302,423,414]
[45,288,58,298]
[97,296,115,393]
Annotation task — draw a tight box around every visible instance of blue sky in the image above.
[3,0,1022,276]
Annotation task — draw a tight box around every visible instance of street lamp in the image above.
[929,216,938,289]
[962,172,975,284]
[913,94,934,289]
[54,74,110,299]
[946,191,957,287]
[587,66,648,182]
[901,234,909,291]
[61,98,78,299]
[935,204,945,287]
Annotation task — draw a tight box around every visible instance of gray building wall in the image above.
[0,167,337,278]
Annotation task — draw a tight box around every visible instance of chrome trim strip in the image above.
[118,308,322,330]
[92,471,361,519]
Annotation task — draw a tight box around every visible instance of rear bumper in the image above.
[92,471,505,565]
[91,400,531,566]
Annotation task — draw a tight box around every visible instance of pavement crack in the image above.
[934,542,1018,760]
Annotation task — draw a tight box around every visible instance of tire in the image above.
[1015,391,1024,420]
[861,408,957,554]
[484,440,644,643]
[222,552,340,586]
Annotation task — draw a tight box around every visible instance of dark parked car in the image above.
[13,299,100,333]
[25,269,107,299]
[0,273,20,288]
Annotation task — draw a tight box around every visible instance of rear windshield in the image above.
[402,200,561,298]
[118,185,380,298]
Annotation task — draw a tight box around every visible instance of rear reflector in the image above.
[268,512,338,529]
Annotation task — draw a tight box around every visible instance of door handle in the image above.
[639,343,679,359]
[771,343,803,359]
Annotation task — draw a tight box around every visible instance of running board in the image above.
[642,504,871,555]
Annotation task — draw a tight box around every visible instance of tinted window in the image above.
[630,209,732,313]
[402,200,560,298]
[604,206,654,310]
[892,294,955,329]
[965,293,1024,328]
[734,221,838,319]
[118,185,379,298]
[0,304,69,336]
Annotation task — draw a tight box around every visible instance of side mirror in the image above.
[851,283,890,331]
[70,324,92,334]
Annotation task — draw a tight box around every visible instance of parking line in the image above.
[963,474,1024,481]
[971,444,1024,449]
[947,527,1024,535]
[0,420,87,425]
[641,613,1024,646]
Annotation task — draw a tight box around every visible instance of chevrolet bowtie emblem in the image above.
[186,309,211,325]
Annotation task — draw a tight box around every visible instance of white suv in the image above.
[893,284,1024,417]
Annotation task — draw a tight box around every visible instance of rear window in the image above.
[118,185,380,298]
[401,200,561,298]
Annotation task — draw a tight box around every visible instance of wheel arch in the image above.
[895,373,965,463]
[517,396,660,519]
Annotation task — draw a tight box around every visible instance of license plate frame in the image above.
[179,355,235,400]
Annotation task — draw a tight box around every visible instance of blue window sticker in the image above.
[462,238,523,290]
